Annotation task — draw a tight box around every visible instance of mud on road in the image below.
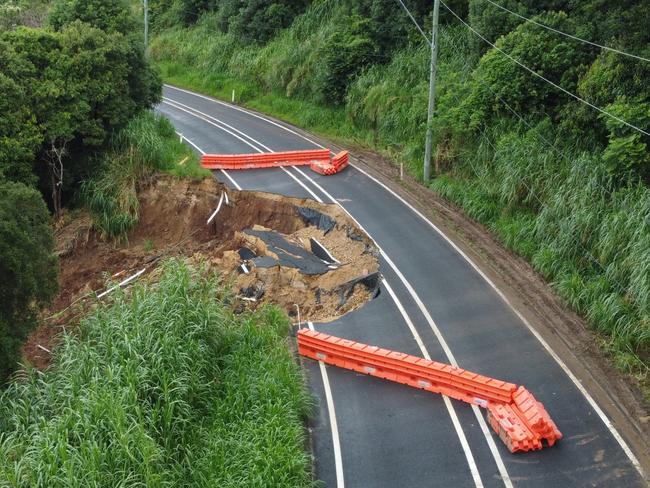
[24,176,379,370]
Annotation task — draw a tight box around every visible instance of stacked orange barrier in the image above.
[201,149,331,170]
[310,151,349,176]
[297,329,562,453]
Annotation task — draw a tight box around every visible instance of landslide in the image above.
[25,176,379,369]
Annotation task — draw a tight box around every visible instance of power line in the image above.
[481,0,650,63]
[440,1,650,138]
[394,0,430,44]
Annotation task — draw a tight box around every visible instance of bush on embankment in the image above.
[0,260,313,487]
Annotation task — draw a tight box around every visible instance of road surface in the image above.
[158,85,647,488]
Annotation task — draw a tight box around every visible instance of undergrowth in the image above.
[0,260,312,487]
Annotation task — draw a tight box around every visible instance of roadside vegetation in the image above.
[0,260,313,487]
[149,0,649,389]
[1,4,315,485]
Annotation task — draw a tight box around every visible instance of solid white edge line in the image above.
[220,169,242,191]
[97,268,146,299]
[164,86,643,478]
[348,164,645,476]
[174,128,242,191]
[175,123,349,486]
[165,85,328,149]
[163,99,265,151]
[164,97,275,152]
[291,166,513,487]
[308,321,345,488]
[207,192,225,224]
[382,279,485,488]
[174,130,205,155]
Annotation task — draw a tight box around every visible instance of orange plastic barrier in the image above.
[297,329,562,453]
[201,149,331,170]
[200,149,349,175]
[310,151,349,176]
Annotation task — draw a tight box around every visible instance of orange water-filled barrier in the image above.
[201,149,349,175]
[297,328,562,453]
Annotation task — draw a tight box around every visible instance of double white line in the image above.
[164,85,645,480]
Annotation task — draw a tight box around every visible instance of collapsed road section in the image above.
[25,176,380,368]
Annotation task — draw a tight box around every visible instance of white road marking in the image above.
[168,128,347,487]
[167,98,326,204]
[308,321,345,488]
[383,279,485,487]
[207,192,225,224]
[164,86,644,479]
[173,129,242,190]
[164,97,505,486]
[174,130,205,154]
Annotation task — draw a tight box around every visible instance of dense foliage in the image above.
[82,112,208,240]
[150,0,649,378]
[0,180,57,383]
[0,0,162,378]
[0,261,312,487]
[0,0,161,214]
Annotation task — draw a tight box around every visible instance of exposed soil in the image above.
[24,176,379,370]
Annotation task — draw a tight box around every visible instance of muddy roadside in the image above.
[255,117,650,475]
[24,176,379,371]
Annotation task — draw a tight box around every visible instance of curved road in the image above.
[157,85,647,488]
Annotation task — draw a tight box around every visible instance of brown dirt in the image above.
[23,175,379,370]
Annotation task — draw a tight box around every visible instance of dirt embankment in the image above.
[25,176,379,370]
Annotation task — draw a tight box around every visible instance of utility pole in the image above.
[423,0,440,182]
[143,0,149,50]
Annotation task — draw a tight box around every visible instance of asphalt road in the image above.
[158,85,647,488]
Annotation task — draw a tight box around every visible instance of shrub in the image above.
[0,180,57,382]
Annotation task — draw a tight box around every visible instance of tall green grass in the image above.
[0,260,312,487]
[81,111,210,239]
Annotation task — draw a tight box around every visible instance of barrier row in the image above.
[297,328,562,453]
[200,149,349,176]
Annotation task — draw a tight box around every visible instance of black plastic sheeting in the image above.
[297,207,336,234]
[338,272,380,308]
[244,229,331,275]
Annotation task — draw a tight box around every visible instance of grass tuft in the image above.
[0,260,313,487]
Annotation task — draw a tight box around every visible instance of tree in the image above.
[49,0,162,113]
[49,0,137,35]
[461,11,594,129]
[0,179,58,382]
